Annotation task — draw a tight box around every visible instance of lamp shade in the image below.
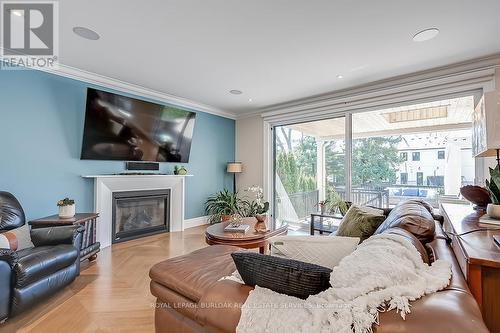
[227,162,243,173]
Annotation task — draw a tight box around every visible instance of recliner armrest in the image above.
[0,248,18,267]
[30,225,84,249]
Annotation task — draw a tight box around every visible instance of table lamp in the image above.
[227,162,243,193]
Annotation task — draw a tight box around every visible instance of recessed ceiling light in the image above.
[412,28,439,42]
[73,26,100,41]
[229,90,242,95]
[12,10,23,17]
[336,75,344,79]
[248,98,253,102]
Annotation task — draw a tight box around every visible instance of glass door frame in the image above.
[269,113,352,230]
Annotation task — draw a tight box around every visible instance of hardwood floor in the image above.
[2,225,209,333]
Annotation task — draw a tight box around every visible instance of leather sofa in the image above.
[0,191,83,322]
[149,201,488,332]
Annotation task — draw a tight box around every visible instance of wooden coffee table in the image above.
[205,217,288,253]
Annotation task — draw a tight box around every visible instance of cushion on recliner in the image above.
[374,200,435,243]
[14,245,78,288]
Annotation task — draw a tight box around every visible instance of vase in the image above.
[59,204,75,219]
[487,203,500,219]
[221,214,233,222]
[254,214,267,233]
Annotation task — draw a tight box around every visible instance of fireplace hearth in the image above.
[112,189,170,243]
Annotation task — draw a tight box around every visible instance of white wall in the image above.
[235,115,264,192]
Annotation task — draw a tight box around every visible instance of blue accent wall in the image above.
[0,69,235,220]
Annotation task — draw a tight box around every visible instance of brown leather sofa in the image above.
[149,202,488,333]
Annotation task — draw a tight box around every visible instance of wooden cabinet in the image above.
[441,204,500,332]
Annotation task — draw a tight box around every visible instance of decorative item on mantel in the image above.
[57,198,75,218]
[173,165,187,175]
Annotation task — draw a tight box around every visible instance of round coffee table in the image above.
[205,217,288,253]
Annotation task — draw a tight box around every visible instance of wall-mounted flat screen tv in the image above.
[81,88,196,162]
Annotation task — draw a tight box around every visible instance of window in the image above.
[400,173,408,185]
[272,95,476,230]
[417,172,424,186]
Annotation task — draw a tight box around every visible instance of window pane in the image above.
[352,96,475,208]
[273,117,345,233]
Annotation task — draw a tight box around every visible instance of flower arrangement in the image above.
[245,185,269,215]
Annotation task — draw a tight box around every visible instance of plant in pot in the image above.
[205,189,241,224]
[315,200,329,214]
[485,164,500,219]
[326,189,351,216]
[244,185,269,232]
[57,198,75,219]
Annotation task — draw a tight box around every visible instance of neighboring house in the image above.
[396,130,474,195]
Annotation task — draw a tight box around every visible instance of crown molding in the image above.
[0,50,237,120]
[259,53,500,122]
[38,63,238,119]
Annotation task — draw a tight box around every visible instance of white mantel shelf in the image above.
[82,174,189,248]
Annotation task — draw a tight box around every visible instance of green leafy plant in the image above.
[57,198,75,207]
[205,190,242,224]
[486,164,500,205]
[326,189,350,216]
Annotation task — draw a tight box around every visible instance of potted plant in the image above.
[315,200,329,214]
[327,189,351,216]
[244,186,269,232]
[57,198,75,219]
[205,189,241,224]
[485,164,500,219]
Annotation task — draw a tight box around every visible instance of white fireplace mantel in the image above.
[83,174,192,248]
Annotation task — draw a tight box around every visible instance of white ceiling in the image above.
[58,0,500,116]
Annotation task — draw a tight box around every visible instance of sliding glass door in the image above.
[272,95,475,232]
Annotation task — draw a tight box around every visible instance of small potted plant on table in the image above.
[57,198,75,219]
[244,185,269,232]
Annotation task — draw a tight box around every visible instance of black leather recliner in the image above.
[0,191,83,322]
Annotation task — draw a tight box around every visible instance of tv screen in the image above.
[81,88,196,162]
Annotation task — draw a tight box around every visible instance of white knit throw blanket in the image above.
[236,233,452,333]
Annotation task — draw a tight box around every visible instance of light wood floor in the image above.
[3,225,209,333]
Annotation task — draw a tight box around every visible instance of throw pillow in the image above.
[231,251,332,299]
[269,235,359,270]
[336,205,386,242]
[0,224,34,251]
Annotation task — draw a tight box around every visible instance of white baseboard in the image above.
[184,216,209,229]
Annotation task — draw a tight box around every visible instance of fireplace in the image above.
[112,189,170,243]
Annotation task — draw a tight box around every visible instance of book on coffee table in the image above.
[224,223,249,233]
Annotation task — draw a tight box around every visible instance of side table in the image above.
[310,213,343,235]
[440,203,500,332]
[30,213,100,261]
